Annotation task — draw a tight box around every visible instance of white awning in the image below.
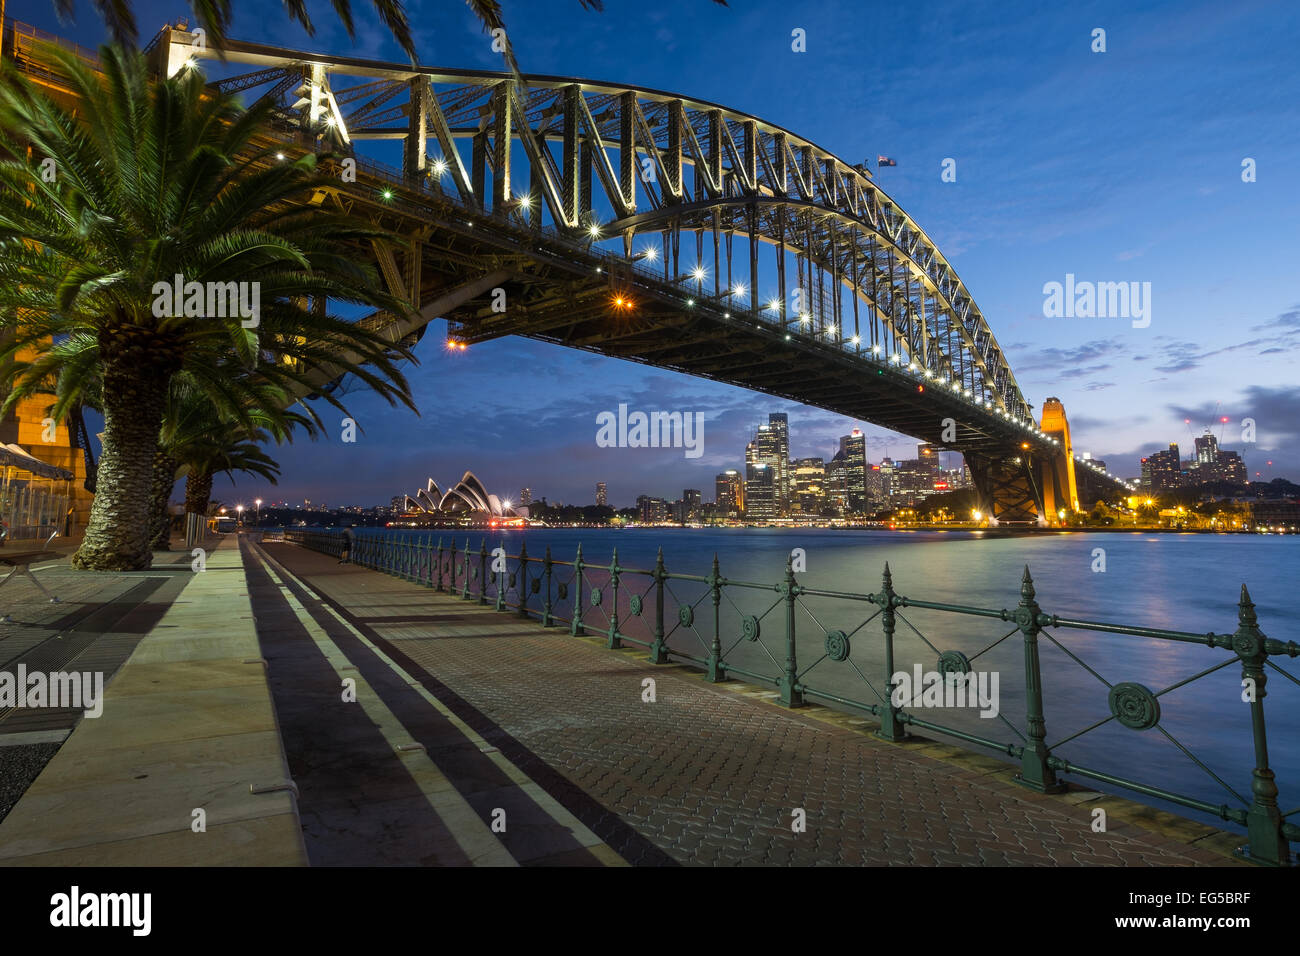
[0,444,75,481]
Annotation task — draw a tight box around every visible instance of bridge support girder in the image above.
[966,452,1043,526]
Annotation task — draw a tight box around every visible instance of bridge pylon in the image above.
[968,397,1081,527]
[1037,397,1080,525]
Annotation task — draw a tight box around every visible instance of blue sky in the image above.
[26,0,1300,507]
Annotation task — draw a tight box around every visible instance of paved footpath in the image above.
[254,540,1239,867]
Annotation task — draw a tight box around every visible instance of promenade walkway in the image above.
[0,537,306,865]
[254,538,1240,867]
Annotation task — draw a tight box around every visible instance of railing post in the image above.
[434,537,444,592]
[570,543,586,636]
[649,548,669,663]
[518,541,530,618]
[778,553,803,707]
[1235,584,1290,866]
[542,545,554,627]
[606,548,621,649]
[461,539,472,600]
[494,542,506,612]
[875,563,907,741]
[478,539,489,605]
[707,554,724,683]
[1014,566,1065,793]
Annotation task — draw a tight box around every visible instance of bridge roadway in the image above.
[247,539,1237,866]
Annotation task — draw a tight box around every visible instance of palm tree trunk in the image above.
[72,353,172,571]
[185,469,214,517]
[149,451,179,551]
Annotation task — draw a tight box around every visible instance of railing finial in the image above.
[882,561,893,589]
[1020,564,1036,603]
[1238,583,1258,627]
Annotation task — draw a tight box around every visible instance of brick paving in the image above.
[258,541,1232,867]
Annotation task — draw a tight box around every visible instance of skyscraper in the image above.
[715,470,743,516]
[520,487,533,506]
[744,422,787,516]
[768,413,791,511]
[1141,444,1181,491]
[839,429,867,511]
[825,455,848,514]
[792,457,826,514]
[683,488,701,522]
[745,462,777,519]
[595,482,607,507]
[1194,431,1218,464]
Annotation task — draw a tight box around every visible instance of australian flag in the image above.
[877,155,897,167]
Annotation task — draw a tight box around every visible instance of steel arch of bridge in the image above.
[159,28,1032,420]
[131,27,1134,520]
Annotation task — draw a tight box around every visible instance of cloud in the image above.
[1250,304,1300,333]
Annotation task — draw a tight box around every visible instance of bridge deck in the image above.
[256,540,1236,866]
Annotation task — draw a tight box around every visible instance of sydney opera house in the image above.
[394,471,528,526]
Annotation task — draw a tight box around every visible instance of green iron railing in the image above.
[284,528,1300,866]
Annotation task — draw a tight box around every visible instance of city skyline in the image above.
[220,410,1261,513]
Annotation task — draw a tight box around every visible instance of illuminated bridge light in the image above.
[431,159,448,175]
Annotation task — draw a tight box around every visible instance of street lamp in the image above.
[236,505,244,527]
[255,498,262,526]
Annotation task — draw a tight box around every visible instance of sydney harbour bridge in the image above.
[10,20,1135,524]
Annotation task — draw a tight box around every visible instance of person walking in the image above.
[339,526,355,564]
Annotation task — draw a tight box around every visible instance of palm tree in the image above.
[156,377,317,548]
[0,43,414,570]
[149,373,320,550]
[181,429,285,520]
